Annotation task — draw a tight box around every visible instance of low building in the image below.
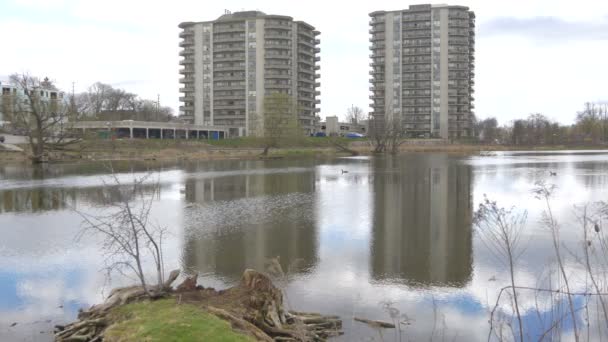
[317,116,368,136]
[0,79,66,125]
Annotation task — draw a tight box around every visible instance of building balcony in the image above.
[314,73,320,79]
[179,86,194,92]
[265,33,292,40]
[266,63,292,69]
[214,45,245,53]
[178,68,194,75]
[315,90,321,96]
[265,43,292,50]
[298,68,314,74]
[370,17,385,25]
[179,104,194,111]
[314,38,320,45]
[179,39,194,47]
[265,83,292,89]
[314,65,320,70]
[214,74,246,81]
[214,65,246,71]
[402,16,431,22]
[213,104,246,110]
[298,31,313,41]
[314,47,320,53]
[214,35,246,43]
[214,26,246,33]
[266,53,291,60]
[214,55,246,62]
[298,48,314,57]
[298,39,314,48]
[179,30,194,38]
[298,77,314,84]
[179,58,194,66]
[403,32,431,38]
[179,49,194,56]
[213,94,245,100]
[264,23,292,30]
[214,85,246,90]
[265,73,292,79]
[179,77,194,83]
[314,56,320,62]
[369,26,385,34]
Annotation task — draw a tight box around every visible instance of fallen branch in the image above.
[354,317,396,329]
[207,306,273,342]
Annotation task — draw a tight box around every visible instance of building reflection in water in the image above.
[370,155,473,287]
[0,184,163,213]
[182,160,319,283]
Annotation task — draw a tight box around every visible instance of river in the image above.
[1,151,607,341]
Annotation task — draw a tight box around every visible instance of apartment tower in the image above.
[178,11,320,136]
[369,4,475,139]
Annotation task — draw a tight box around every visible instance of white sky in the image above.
[1,0,607,125]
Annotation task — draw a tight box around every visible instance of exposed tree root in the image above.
[55,269,342,342]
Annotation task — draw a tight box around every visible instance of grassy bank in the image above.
[104,298,252,342]
[8,137,608,163]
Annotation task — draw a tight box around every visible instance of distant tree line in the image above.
[74,82,174,122]
[474,102,608,145]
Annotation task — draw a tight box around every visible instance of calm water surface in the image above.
[1,151,607,341]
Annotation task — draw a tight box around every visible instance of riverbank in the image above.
[1,137,607,163]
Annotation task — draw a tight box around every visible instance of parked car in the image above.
[345,132,364,138]
[314,132,327,137]
[0,136,5,143]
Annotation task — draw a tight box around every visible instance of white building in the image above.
[0,80,66,125]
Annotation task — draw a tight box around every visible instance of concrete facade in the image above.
[178,11,321,137]
[369,4,475,139]
[318,116,368,136]
[0,81,65,125]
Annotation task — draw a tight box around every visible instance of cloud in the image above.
[480,16,608,42]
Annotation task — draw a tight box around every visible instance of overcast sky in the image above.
[1,0,607,125]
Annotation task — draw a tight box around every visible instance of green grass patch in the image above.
[104,299,253,342]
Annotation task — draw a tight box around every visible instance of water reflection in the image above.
[180,155,474,288]
[2,152,608,341]
[0,183,167,213]
[182,163,319,282]
[370,155,473,286]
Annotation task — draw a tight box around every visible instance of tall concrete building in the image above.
[178,11,320,136]
[369,4,475,139]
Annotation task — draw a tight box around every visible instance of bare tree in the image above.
[346,105,364,125]
[259,92,301,156]
[76,168,168,297]
[7,73,80,163]
[474,196,528,342]
[369,108,406,154]
[76,82,173,121]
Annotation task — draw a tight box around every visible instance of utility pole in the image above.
[157,94,160,121]
[70,81,76,119]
